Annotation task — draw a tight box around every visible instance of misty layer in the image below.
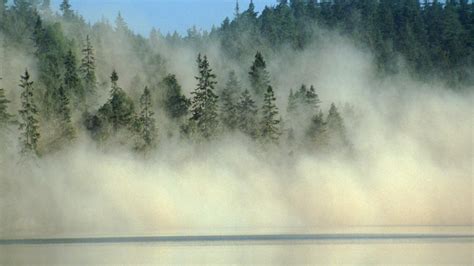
[1,59,472,238]
[0,1,473,238]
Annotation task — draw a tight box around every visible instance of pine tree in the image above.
[326,103,348,147]
[99,70,135,131]
[236,89,258,138]
[56,85,75,142]
[115,12,129,33]
[0,87,12,126]
[249,52,271,98]
[135,86,156,152]
[260,86,280,144]
[64,49,84,106]
[60,0,73,19]
[161,74,190,120]
[18,70,40,155]
[80,35,97,100]
[306,110,326,147]
[189,54,219,140]
[220,71,241,131]
[305,85,321,112]
[287,89,297,114]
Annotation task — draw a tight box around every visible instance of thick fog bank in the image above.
[0,27,472,239]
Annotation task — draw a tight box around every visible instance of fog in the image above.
[0,21,473,240]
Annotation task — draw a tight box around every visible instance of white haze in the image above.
[0,26,473,239]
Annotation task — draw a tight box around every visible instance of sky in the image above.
[51,0,277,36]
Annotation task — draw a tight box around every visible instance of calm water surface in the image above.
[1,227,472,265]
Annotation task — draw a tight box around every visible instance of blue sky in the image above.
[51,0,277,36]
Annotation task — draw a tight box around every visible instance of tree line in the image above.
[0,46,349,156]
[217,0,473,86]
[1,0,471,157]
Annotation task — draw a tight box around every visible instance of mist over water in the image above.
[1,37,472,239]
[0,4,473,244]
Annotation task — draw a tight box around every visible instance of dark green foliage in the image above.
[220,71,241,131]
[260,86,280,144]
[64,49,84,106]
[161,74,190,120]
[80,35,97,100]
[249,52,271,98]
[216,0,474,86]
[60,0,73,19]
[18,70,40,155]
[288,84,321,117]
[98,70,135,131]
[236,89,258,138]
[135,87,156,152]
[189,54,219,140]
[0,87,12,126]
[32,17,68,118]
[55,85,75,142]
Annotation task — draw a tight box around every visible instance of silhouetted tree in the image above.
[189,54,219,140]
[18,70,40,155]
[260,86,280,144]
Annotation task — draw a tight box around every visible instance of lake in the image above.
[1,227,472,265]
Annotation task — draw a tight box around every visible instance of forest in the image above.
[0,0,472,157]
[0,0,473,246]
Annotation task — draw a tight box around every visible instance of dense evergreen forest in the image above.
[0,0,472,157]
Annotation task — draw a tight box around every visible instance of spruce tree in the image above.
[80,35,97,99]
[60,0,73,19]
[135,86,156,152]
[115,12,129,33]
[305,85,321,112]
[287,89,298,115]
[18,70,40,155]
[236,89,258,138]
[161,74,190,120]
[249,52,271,98]
[220,71,241,131]
[259,86,280,144]
[99,70,135,131]
[306,110,326,147]
[64,49,83,106]
[189,54,219,140]
[326,103,348,147]
[0,87,12,126]
[56,85,75,142]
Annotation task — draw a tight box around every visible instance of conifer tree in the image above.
[99,70,135,131]
[0,87,12,126]
[305,85,321,112]
[80,35,97,99]
[60,0,73,19]
[220,71,241,131]
[306,110,326,146]
[236,89,258,138]
[161,74,190,120]
[18,70,40,155]
[189,54,219,140]
[56,85,75,141]
[135,86,156,152]
[287,89,298,115]
[326,103,348,147]
[115,12,129,33]
[64,49,83,105]
[249,52,271,98]
[260,86,280,144]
